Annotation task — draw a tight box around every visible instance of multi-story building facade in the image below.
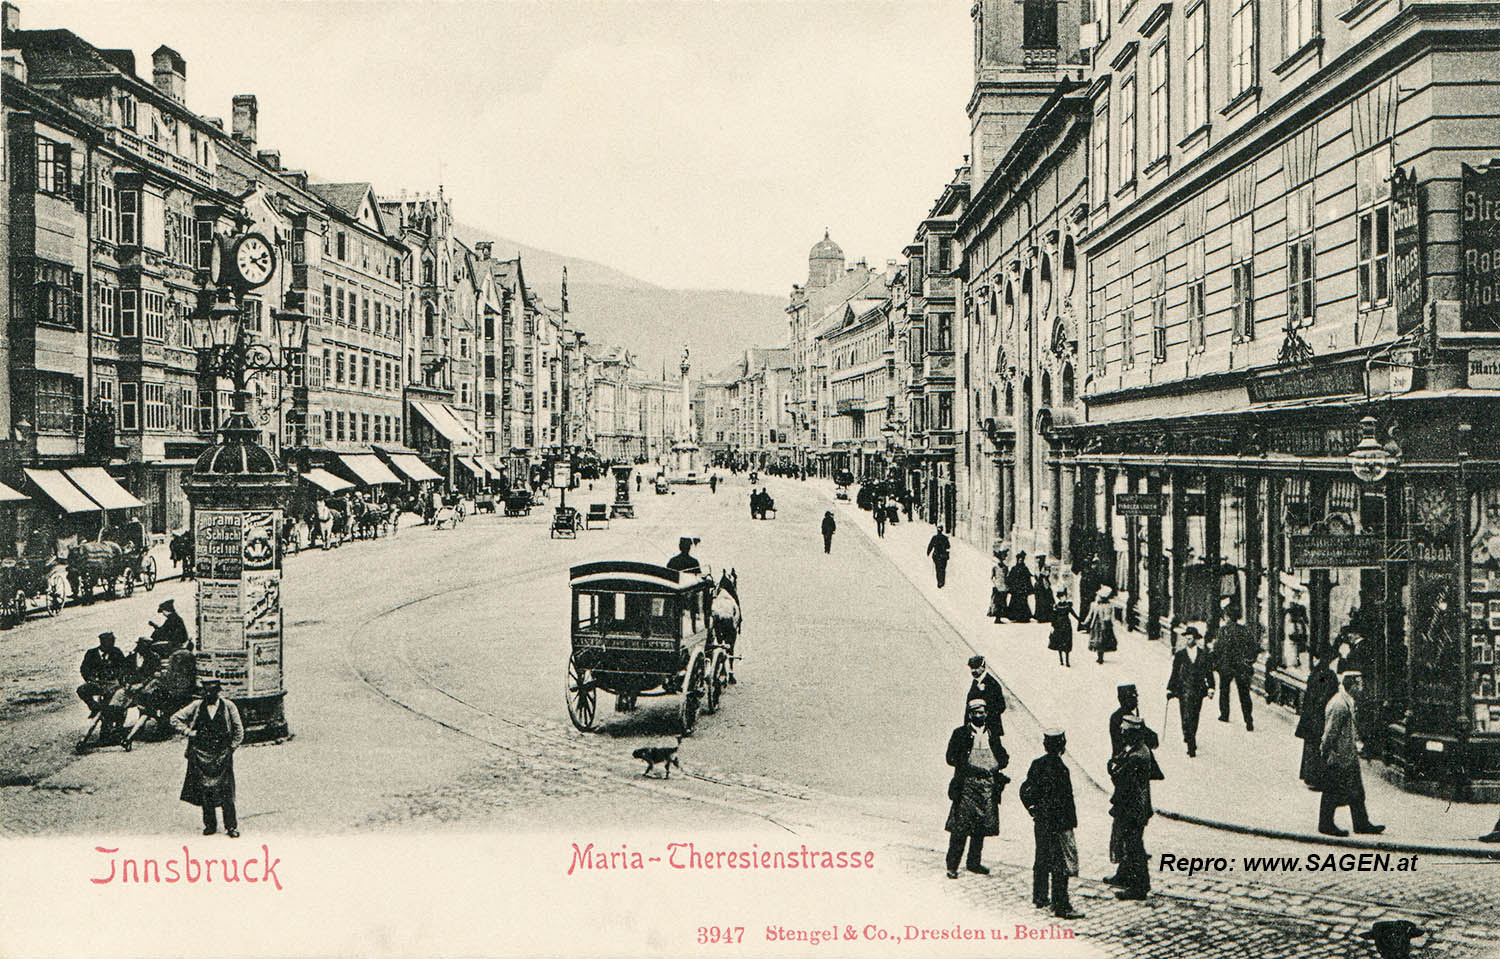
[822,298,892,479]
[591,347,644,463]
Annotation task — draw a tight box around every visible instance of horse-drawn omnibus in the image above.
[566,561,734,735]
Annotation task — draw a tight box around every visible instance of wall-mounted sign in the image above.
[1470,349,1500,389]
[1115,492,1167,516]
[1392,166,1425,336]
[1462,162,1500,332]
[1289,533,1384,568]
[1248,362,1364,404]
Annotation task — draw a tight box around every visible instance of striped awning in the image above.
[337,454,402,486]
[455,456,485,479]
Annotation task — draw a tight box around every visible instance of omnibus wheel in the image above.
[679,653,705,735]
[566,655,599,732]
[704,650,727,715]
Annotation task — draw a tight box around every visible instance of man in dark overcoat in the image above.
[1107,684,1159,761]
[171,679,244,837]
[1166,625,1215,757]
[821,511,836,554]
[1108,717,1164,900]
[666,537,701,574]
[965,655,1007,734]
[1318,671,1383,836]
[1296,652,1341,787]
[1213,602,1259,730]
[77,631,127,715]
[926,527,951,588]
[1019,729,1083,919]
[943,699,1009,878]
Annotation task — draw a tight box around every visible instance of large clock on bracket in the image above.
[229,232,276,289]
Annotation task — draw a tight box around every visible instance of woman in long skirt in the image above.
[1033,556,1055,623]
[1083,585,1118,664]
[1048,592,1076,666]
[989,551,1009,623]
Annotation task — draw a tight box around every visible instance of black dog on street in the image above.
[632,737,683,778]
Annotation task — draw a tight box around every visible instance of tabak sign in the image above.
[1462,162,1500,332]
[1391,166,1424,335]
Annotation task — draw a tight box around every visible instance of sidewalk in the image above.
[808,479,1500,858]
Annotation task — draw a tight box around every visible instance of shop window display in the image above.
[1470,487,1500,731]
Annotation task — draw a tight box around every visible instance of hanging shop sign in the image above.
[1247,362,1364,404]
[1392,166,1425,336]
[1462,162,1500,332]
[1289,533,1385,568]
[1115,492,1167,516]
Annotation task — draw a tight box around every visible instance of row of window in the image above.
[321,347,402,394]
[322,282,402,339]
[325,229,402,281]
[323,409,403,445]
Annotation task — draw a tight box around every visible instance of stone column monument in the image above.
[670,346,703,482]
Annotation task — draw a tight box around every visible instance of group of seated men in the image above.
[749,488,776,520]
[76,599,197,749]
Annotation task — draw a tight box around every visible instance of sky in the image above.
[20,0,973,295]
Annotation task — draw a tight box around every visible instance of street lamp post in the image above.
[183,234,307,743]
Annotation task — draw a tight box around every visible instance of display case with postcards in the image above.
[1470,488,1500,727]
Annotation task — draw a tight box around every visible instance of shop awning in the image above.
[0,481,28,503]
[385,453,443,483]
[455,457,485,479]
[24,469,100,513]
[63,467,145,510]
[410,400,477,447]
[301,468,353,494]
[338,454,402,487]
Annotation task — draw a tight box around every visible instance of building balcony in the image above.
[923,275,957,300]
[105,126,214,189]
[834,397,865,415]
[1022,46,1060,70]
[922,352,954,379]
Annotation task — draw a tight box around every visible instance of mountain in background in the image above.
[456,223,788,374]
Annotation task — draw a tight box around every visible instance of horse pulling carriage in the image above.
[67,519,157,603]
[0,555,67,626]
[566,562,741,735]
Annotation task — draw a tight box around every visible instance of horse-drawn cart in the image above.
[504,490,533,516]
[68,519,156,602]
[566,562,733,735]
[0,555,67,626]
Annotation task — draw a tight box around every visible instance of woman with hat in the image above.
[943,698,1009,879]
[1081,586,1118,664]
[171,679,243,837]
[988,548,1009,624]
[1033,555,1055,623]
[1005,551,1034,623]
[1048,587,1077,667]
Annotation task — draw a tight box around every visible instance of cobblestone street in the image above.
[4,478,1499,957]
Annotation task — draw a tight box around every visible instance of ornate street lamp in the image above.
[182,231,306,743]
[1349,415,1398,484]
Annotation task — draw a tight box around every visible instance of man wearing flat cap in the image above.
[1108,684,1158,763]
[943,699,1009,878]
[965,656,1007,734]
[150,598,190,656]
[1019,729,1082,919]
[666,537,701,574]
[172,679,244,837]
[1317,671,1383,836]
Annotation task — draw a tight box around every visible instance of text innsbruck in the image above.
[89,845,283,890]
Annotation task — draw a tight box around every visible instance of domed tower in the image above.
[807,230,845,290]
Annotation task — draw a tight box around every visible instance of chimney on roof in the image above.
[284,170,308,190]
[204,116,222,130]
[256,149,281,171]
[231,94,257,151]
[2,3,18,38]
[475,241,492,260]
[151,45,186,103]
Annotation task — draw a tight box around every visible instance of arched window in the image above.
[1004,282,1015,328]
[1061,363,1075,406]
[1005,382,1015,415]
[1061,236,1077,302]
[422,256,435,285]
[1021,271,1034,331]
[990,386,998,418]
[1041,371,1053,408]
[1039,255,1054,319]
[424,304,435,338]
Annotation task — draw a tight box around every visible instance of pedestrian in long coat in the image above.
[943,699,1010,878]
[1296,653,1340,786]
[1107,717,1164,899]
[1048,593,1076,666]
[874,504,887,538]
[820,511,836,554]
[927,528,952,588]
[1019,729,1082,919]
[1082,586,1118,663]
[1318,672,1384,836]
[1033,556,1055,622]
[171,680,244,837]
[1005,552,1034,622]
[989,551,1009,623]
[1166,626,1215,757]
[964,655,1007,734]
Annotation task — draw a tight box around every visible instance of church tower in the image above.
[968,0,1083,191]
[807,230,845,291]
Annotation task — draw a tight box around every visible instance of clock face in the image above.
[233,233,275,289]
